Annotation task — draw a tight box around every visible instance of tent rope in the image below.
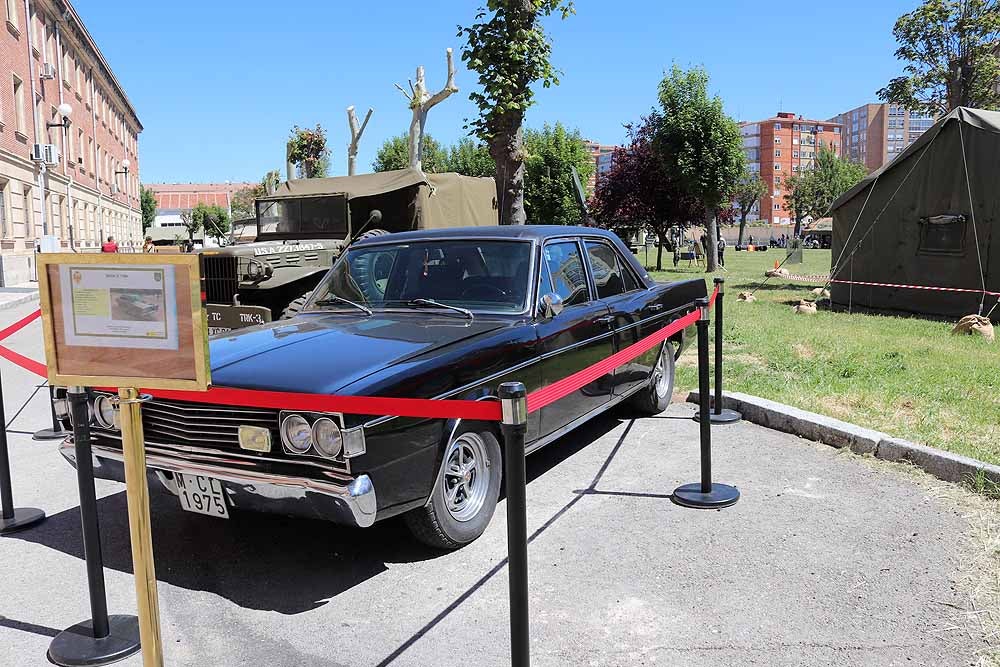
[957,121,988,316]
[823,133,939,293]
[829,172,879,281]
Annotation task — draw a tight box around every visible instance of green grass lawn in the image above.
[645,247,1000,468]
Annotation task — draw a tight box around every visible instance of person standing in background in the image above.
[717,233,726,267]
[101,236,118,253]
[143,236,155,253]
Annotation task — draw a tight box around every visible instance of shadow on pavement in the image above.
[10,413,628,619]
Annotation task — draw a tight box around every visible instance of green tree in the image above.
[879,0,1000,114]
[444,138,495,177]
[230,183,265,220]
[287,124,330,178]
[373,133,448,172]
[139,185,157,233]
[786,144,867,236]
[522,122,593,225]
[654,64,745,272]
[459,0,576,225]
[733,171,767,246]
[261,169,281,195]
[184,202,231,242]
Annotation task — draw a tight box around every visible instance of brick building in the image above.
[739,112,842,226]
[583,139,617,192]
[0,0,141,284]
[829,103,935,172]
[147,182,252,229]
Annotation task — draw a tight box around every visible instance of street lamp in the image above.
[46,102,73,129]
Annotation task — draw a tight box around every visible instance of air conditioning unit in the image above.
[31,144,45,162]
[39,62,56,80]
[43,144,60,165]
[111,183,119,194]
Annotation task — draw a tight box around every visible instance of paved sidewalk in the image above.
[0,282,39,311]
[0,306,995,667]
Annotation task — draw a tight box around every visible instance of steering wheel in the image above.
[461,283,507,300]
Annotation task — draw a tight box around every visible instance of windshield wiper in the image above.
[312,295,373,316]
[405,298,474,319]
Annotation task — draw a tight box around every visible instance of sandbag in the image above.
[811,288,831,299]
[793,300,817,315]
[737,292,756,302]
[951,314,995,342]
[766,267,790,278]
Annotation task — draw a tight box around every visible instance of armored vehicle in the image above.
[200,169,498,334]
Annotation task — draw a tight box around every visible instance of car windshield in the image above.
[308,240,532,313]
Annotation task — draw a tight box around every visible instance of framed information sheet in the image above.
[37,253,210,391]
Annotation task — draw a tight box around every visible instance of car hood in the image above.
[209,312,513,394]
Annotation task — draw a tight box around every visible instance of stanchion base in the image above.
[47,615,141,666]
[672,483,740,509]
[33,426,71,441]
[694,408,743,425]
[0,507,45,534]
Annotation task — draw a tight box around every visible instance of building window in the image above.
[11,75,25,135]
[792,150,799,158]
[774,149,781,157]
[773,203,780,211]
[773,189,781,196]
[5,0,18,30]
[793,124,799,131]
[22,185,32,239]
[773,164,781,170]
[792,137,799,145]
[774,176,781,184]
[774,123,781,130]
[774,137,781,144]
[78,128,85,169]
[0,180,7,238]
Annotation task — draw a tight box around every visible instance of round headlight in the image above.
[280,414,312,454]
[311,417,343,459]
[93,395,118,429]
[247,262,262,279]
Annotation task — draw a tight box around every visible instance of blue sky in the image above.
[76,0,918,184]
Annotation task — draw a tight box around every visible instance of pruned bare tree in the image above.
[395,48,458,171]
[346,105,374,176]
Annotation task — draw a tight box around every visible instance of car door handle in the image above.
[595,315,615,324]
[647,304,664,312]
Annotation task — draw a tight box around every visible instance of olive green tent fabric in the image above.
[258,169,498,232]
[829,107,1000,320]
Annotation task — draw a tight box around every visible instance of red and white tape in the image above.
[785,274,999,297]
[0,286,718,421]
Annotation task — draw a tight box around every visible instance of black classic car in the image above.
[58,226,706,548]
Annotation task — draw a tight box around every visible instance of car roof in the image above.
[352,225,622,246]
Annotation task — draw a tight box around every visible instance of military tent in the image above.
[829,107,1000,320]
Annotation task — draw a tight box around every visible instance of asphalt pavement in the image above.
[0,301,993,666]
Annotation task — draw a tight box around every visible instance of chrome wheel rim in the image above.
[654,344,671,398]
[442,433,490,522]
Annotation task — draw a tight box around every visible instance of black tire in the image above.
[628,341,675,415]
[405,425,502,550]
[352,228,390,245]
[279,292,312,320]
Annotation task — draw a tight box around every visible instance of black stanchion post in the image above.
[673,299,740,509]
[499,381,530,667]
[700,277,741,425]
[48,386,141,666]
[33,385,72,441]
[0,364,45,534]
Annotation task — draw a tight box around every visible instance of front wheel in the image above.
[405,426,502,550]
[628,341,675,415]
[279,291,312,320]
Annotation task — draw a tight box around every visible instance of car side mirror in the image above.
[539,292,564,319]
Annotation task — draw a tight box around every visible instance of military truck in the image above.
[200,169,498,334]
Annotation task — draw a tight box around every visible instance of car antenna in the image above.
[348,209,382,245]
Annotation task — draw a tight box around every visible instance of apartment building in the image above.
[148,182,252,228]
[829,103,935,172]
[583,139,617,192]
[0,0,142,284]
[739,112,842,225]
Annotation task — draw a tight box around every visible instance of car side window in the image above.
[542,241,589,307]
[585,241,626,299]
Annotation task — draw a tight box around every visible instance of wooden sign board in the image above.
[37,253,210,391]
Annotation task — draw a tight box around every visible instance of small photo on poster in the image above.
[59,264,179,350]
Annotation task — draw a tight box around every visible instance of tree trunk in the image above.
[793,215,803,238]
[656,231,665,271]
[490,125,527,225]
[704,208,718,272]
[738,211,748,246]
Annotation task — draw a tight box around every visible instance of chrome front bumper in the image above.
[59,440,378,528]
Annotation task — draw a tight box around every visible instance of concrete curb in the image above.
[688,390,1000,487]
[0,289,40,311]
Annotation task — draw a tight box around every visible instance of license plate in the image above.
[175,473,229,519]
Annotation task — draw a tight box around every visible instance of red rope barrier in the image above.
[0,299,707,420]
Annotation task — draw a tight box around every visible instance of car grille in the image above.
[91,395,279,452]
[202,255,239,304]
